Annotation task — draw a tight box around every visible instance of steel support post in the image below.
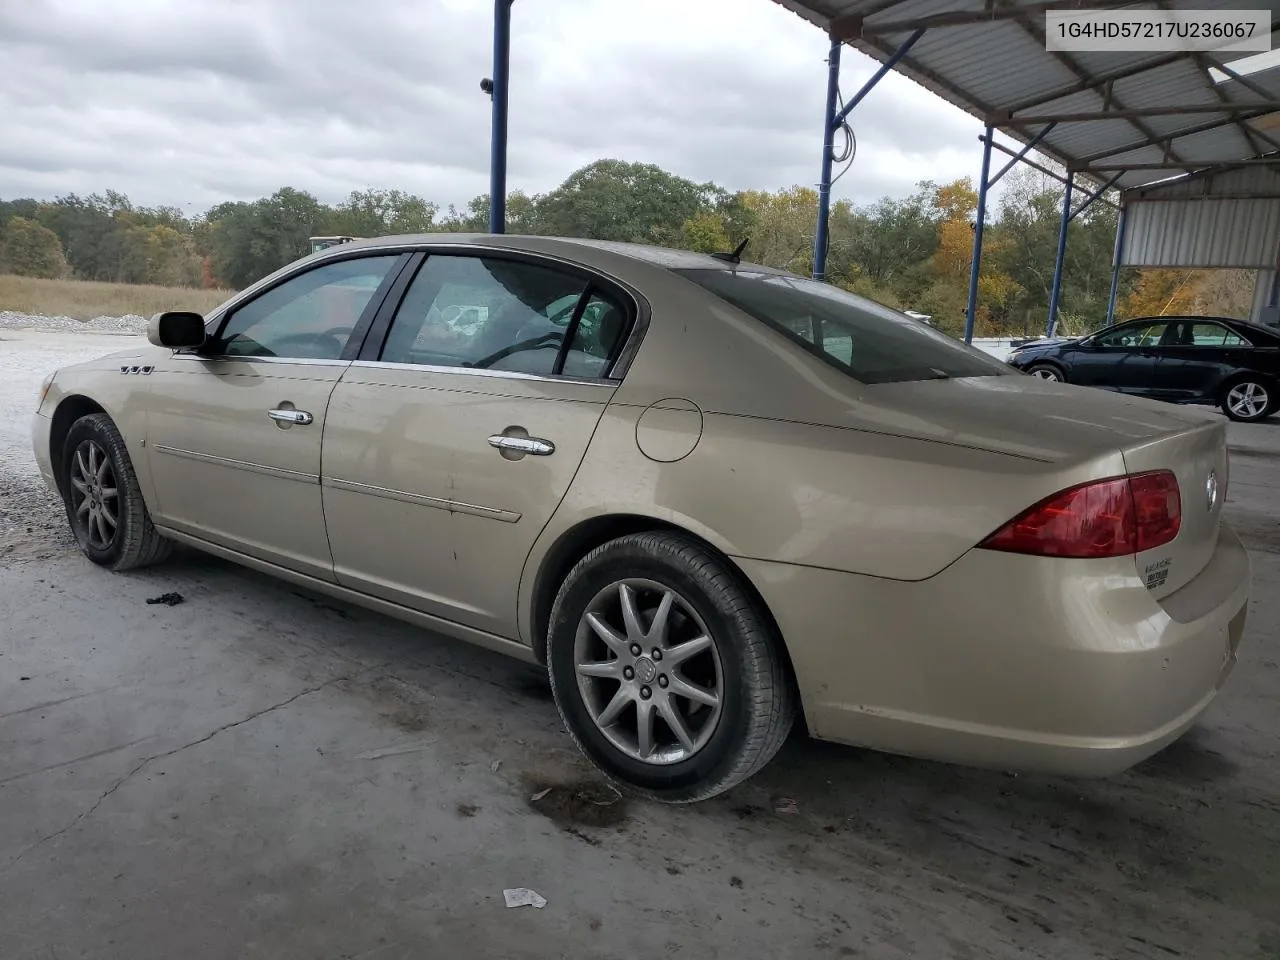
[1105,203,1127,324]
[812,28,924,280]
[488,0,513,234]
[964,125,994,345]
[1046,173,1074,338]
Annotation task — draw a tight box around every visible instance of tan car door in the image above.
[143,253,408,581]
[320,251,633,639]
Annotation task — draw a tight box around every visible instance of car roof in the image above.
[331,232,795,277]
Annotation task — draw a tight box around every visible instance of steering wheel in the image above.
[466,332,563,369]
[321,326,354,340]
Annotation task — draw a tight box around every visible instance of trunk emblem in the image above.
[1206,470,1219,513]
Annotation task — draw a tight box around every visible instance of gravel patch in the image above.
[0,310,147,335]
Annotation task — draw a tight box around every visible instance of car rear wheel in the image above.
[61,413,172,571]
[1221,379,1275,422]
[1026,363,1064,382]
[545,532,795,803]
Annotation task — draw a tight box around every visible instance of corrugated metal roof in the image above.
[772,0,1280,191]
[1122,197,1280,267]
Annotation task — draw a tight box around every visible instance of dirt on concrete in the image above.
[2,330,1279,960]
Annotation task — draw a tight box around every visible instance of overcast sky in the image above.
[0,0,998,215]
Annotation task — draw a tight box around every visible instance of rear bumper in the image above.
[31,411,57,495]
[737,522,1250,777]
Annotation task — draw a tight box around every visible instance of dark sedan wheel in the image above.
[1026,363,1064,382]
[62,413,172,570]
[546,532,796,803]
[1221,379,1274,423]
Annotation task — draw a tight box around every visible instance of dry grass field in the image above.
[0,275,234,320]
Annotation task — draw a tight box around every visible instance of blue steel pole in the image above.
[1046,173,1073,338]
[812,37,841,281]
[1105,203,1127,324]
[964,127,994,345]
[488,0,512,234]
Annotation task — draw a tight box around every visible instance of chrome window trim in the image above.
[170,354,353,368]
[170,353,353,368]
[324,477,521,523]
[345,359,616,388]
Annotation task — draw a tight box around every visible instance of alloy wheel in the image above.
[1227,381,1269,420]
[573,578,724,765]
[1030,367,1061,381]
[69,439,119,550]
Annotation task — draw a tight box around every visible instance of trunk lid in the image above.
[864,375,1227,594]
[1122,416,1228,600]
[861,374,1219,464]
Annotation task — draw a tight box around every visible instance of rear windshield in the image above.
[676,269,1011,385]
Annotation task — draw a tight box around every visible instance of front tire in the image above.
[61,413,172,571]
[1026,362,1064,382]
[1221,378,1275,422]
[546,532,795,803]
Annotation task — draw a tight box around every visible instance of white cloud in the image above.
[0,0,996,214]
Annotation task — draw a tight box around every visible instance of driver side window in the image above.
[1094,321,1169,348]
[217,255,401,360]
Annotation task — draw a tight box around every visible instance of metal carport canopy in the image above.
[772,0,1280,189]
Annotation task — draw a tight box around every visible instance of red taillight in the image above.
[980,471,1181,559]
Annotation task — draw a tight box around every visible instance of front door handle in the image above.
[488,435,555,456]
[268,408,314,426]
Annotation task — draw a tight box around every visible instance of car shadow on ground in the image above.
[112,541,1279,953]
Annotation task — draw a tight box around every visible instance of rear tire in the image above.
[61,413,172,571]
[1221,378,1274,422]
[1026,363,1064,382]
[546,532,795,803]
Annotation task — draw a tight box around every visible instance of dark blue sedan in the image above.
[1006,315,1280,423]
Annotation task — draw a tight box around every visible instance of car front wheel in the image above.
[1026,363,1064,382]
[61,413,172,570]
[1221,379,1275,422]
[546,532,796,803]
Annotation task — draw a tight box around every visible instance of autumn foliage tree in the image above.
[0,159,1257,332]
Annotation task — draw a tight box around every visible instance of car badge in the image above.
[1206,470,1219,513]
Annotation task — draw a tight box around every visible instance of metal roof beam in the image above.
[1077,108,1280,163]
[1086,158,1280,171]
[998,3,1188,166]
[980,134,1120,208]
[1005,16,1280,113]
[857,0,1134,34]
[1006,52,1186,113]
[1069,173,1124,220]
[1006,101,1280,124]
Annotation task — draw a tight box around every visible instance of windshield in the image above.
[676,269,1011,385]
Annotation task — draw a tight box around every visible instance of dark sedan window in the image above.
[1092,321,1170,348]
[676,269,1010,384]
[1186,322,1250,347]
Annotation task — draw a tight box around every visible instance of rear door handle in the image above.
[268,408,314,426]
[488,435,555,456]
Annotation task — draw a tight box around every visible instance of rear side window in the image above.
[379,255,627,378]
[675,269,1009,384]
[1186,322,1249,347]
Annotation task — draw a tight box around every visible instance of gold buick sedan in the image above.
[33,235,1251,802]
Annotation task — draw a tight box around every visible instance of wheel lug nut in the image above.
[651,649,662,661]
[658,675,668,688]
[623,666,634,680]
[630,644,642,656]
[640,686,652,700]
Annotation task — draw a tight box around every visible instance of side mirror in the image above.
[148,311,207,349]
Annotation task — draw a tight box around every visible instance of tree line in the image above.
[0,158,1253,337]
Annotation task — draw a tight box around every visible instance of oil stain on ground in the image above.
[523,774,629,830]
